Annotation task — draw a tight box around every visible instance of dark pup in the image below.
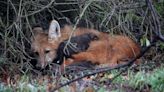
[53,33,98,65]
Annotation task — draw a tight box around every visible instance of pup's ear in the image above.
[32,26,44,35]
[89,33,99,40]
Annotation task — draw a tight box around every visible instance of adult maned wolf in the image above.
[31,20,140,69]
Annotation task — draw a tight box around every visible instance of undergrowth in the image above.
[0,65,164,92]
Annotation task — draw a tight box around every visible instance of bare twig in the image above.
[100,2,116,28]
[21,0,55,18]
[63,0,93,53]
[146,0,164,41]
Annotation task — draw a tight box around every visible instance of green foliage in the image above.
[111,70,126,84]
[110,66,164,92]
[0,84,12,92]
[158,42,164,51]
[0,57,6,64]
[148,67,164,92]
[0,66,164,92]
[97,87,107,92]
[129,71,148,90]
[140,36,150,47]
[128,67,164,91]
[154,0,164,17]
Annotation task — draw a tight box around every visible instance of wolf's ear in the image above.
[48,20,61,43]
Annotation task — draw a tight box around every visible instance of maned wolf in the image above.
[31,20,140,68]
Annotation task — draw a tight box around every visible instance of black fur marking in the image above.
[53,33,99,65]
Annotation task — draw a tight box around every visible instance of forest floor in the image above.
[0,55,164,92]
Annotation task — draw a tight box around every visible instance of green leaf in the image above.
[140,37,150,46]
[98,87,106,92]
[145,38,150,46]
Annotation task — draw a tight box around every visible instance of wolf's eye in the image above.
[35,52,39,56]
[45,50,50,54]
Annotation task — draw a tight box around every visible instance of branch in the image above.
[146,0,164,42]
[63,0,93,53]
[21,0,55,18]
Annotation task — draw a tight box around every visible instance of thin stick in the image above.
[63,0,93,53]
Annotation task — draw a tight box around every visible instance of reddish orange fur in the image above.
[31,25,140,68]
[66,35,140,67]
